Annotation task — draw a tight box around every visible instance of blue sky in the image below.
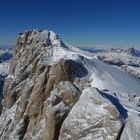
[0,0,140,48]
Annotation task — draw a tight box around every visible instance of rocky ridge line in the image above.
[0,29,138,140]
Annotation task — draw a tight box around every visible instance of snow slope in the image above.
[0,29,140,140]
[29,36,140,97]
[52,45,140,96]
[89,59,140,95]
[50,44,140,115]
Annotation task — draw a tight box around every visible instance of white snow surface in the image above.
[89,59,140,95]
[1,30,140,139]
[47,42,140,115]
[51,43,140,96]
[42,39,140,114]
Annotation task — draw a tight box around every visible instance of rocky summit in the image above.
[0,29,140,140]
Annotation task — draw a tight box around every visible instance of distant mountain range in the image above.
[0,44,13,49]
[0,49,12,100]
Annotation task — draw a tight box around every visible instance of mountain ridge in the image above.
[0,29,140,140]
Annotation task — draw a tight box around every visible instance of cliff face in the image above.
[0,30,123,140]
[59,88,122,140]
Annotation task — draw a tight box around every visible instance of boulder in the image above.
[59,88,122,140]
[120,113,140,140]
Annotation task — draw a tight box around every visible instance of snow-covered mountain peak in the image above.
[107,47,135,55]
[15,29,140,95]
[18,29,61,48]
[1,29,140,140]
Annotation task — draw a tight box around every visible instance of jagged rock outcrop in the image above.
[0,29,126,140]
[120,113,140,140]
[0,30,86,140]
[59,88,122,140]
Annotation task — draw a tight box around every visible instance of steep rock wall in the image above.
[0,30,123,140]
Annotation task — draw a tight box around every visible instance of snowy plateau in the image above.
[0,30,140,140]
